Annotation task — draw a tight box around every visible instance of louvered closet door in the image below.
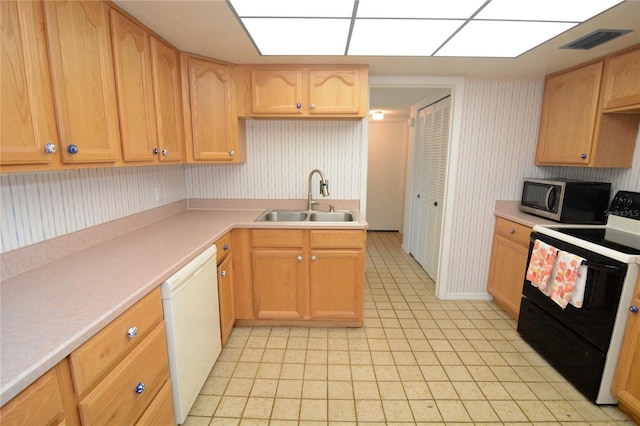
[410,106,431,267]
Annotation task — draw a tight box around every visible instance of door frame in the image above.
[366,76,465,299]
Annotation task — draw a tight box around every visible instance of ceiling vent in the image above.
[561,29,632,50]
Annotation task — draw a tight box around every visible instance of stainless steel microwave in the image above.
[519,178,611,223]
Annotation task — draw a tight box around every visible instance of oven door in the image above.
[521,232,627,351]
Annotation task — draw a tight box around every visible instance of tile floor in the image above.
[184,231,634,425]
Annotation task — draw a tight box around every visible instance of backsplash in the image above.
[186,120,364,200]
[1,165,185,253]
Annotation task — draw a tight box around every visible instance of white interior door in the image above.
[411,96,451,279]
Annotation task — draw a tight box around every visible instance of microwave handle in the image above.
[545,187,555,210]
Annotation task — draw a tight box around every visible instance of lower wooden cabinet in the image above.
[216,231,236,346]
[487,217,532,320]
[0,359,80,426]
[249,229,365,324]
[612,273,640,423]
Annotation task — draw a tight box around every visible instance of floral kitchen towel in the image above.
[550,251,587,309]
[526,239,559,291]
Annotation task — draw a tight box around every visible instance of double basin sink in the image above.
[255,209,356,223]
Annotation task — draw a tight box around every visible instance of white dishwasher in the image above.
[161,244,221,424]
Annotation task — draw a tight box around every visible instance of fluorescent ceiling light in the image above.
[476,0,625,22]
[227,0,627,57]
[229,0,354,17]
[241,18,350,55]
[356,0,487,19]
[436,21,578,57]
[349,19,465,56]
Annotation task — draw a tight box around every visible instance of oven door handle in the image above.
[582,260,624,273]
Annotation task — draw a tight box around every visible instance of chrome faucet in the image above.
[307,169,330,211]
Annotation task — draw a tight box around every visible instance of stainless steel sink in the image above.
[255,210,309,222]
[255,210,357,223]
[308,211,355,222]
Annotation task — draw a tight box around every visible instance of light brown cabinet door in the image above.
[612,276,640,423]
[218,253,235,346]
[535,62,603,166]
[252,249,305,319]
[150,37,184,163]
[309,250,364,320]
[250,69,304,115]
[186,57,237,161]
[1,1,59,166]
[602,46,640,112]
[308,69,364,115]
[43,0,120,164]
[110,10,158,162]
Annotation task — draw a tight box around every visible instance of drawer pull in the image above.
[127,326,138,338]
[311,255,317,261]
[44,142,57,154]
[223,244,229,250]
[135,382,145,394]
[630,305,638,314]
[221,270,226,277]
[297,255,303,262]
[509,229,515,234]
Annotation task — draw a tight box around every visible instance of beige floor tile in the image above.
[240,348,264,362]
[428,381,459,400]
[279,364,304,380]
[250,379,278,398]
[502,381,538,400]
[464,400,501,422]
[215,396,248,418]
[305,350,327,364]
[255,362,281,379]
[356,400,386,422]
[225,378,254,396]
[478,381,511,400]
[353,381,381,399]
[299,399,327,421]
[350,365,376,381]
[302,380,327,399]
[391,351,417,365]
[283,349,306,363]
[328,399,356,421]
[242,397,273,419]
[382,399,414,422]
[210,361,237,378]
[543,400,585,422]
[275,379,302,398]
[260,349,285,363]
[200,375,230,395]
[436,400,471,422]
[232,362,259,379]
[402,380,432,399]
[452,381,485,400]
[408,399,442,421]
[304,364,327,381]
[189,394,221,417]
[396,365,423,381]
[327,350,349,364]
[419,365,449,381]
[182,416,213,426]
[209,417,240,425]
[328,364,351,381]
[467,365,499,381]
[443,365,473,381]
[377,381,406,399]
[328,380,353,399]
[490,400,529,422]
[517,400,557,421]
[370,351,394,365]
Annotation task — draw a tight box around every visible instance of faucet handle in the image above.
[329,205,335,212]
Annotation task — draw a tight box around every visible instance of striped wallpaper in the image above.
[186,120,364,200]
[1,165,185,253]
[442,76,640,298]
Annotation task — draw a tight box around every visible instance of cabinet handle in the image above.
[153,148,159,155]
[581,153,587,160]
[296,103,302,109]
[223,244,229,250]
[221,270,226,277]
[311,255,317,261]
[630,305,638,314]
[44,143,57,154]
[309,103,315,110]
[229,150,235,156]
[297,255,303,262]
[68,144,79,154]
[135,382,145,394]
[434,201,438,207]
[509,229,515,235]
[162,149,169,156]
[127,326,138,338]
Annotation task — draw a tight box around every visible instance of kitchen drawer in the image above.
[77,322,170,425]
[0,368,64,425]
[70,288,163,395]
[215,232,232,262]
[251,229,304,248]
[135,379,174,425]
[494,217,531,248]
[310,230,365,249]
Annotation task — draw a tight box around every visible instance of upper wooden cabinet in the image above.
[43,0,121,164]
[150,37,184,163]
[240,65,368,118]
[110,9,159,163]
[1,1,60,167]
[602,45,640,113]
[181,54,246,163]
[536,45,640,168]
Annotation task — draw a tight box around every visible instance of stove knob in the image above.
[630,305,638,314]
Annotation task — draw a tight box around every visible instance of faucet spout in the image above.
[307,169,330,211]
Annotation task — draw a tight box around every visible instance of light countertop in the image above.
[494,200,558,228]
[0,208,367,405]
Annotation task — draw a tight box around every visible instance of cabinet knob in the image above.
[44,143,57,154]
[630,305,638,314]
[127,326,138,338]
[296,103,302,109]
[153,148,159,155]
[580,153,587,160]
[223,244,229,250]
[434,201,438,207]
[509,229,515,235]
[221,270,226,277]
[135,382,145,394]
[309,103,315,110]
[229,150,235,156]
[68,144,79,154]
[162,149,169,156]
[311,255,317,261]
[297,255,303,262]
